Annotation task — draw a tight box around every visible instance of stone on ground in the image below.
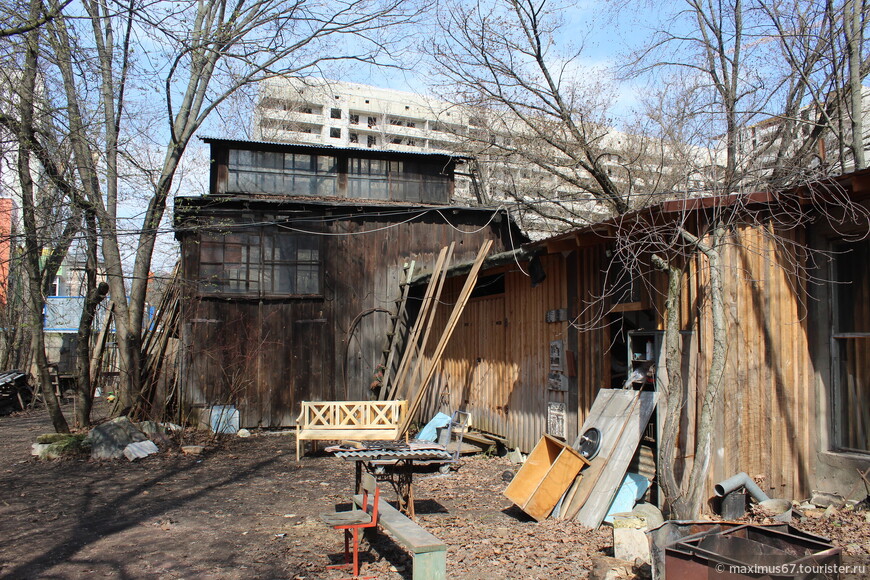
[85,416,149,460]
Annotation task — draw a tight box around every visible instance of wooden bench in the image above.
[353,494,446,580]
[296,400,407,461]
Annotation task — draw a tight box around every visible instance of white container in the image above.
[210,405,240,434]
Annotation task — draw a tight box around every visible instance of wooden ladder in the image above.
[378,260,415,401]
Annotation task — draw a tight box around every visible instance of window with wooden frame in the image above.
[226,149,337,196]
[197,231,322,297]
[831,240,870,453]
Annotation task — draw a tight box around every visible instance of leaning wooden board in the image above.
[558,388,659,527]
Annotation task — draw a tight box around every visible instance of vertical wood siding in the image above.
[178,207,514,428]
[419,220,818,500]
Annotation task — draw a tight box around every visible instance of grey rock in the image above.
[631,502,665,528]
[85,416,148,460]
[138,421,166,436]
[811,490,846,509]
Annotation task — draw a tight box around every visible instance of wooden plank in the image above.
[402,244,455,405]
[398,240,493,436]
[352,494,446,553]
[388,246,450,402]
[560,389,658,527]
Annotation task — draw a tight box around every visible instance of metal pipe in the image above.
[714,472,770,503]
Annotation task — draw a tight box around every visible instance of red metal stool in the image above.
[320,472,380,579]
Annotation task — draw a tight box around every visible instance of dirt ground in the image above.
[1,404,868,580]
[0,404,611,580]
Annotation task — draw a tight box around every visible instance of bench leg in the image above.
[412,551,446,580]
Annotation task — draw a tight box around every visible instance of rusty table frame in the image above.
[334,448,453,518]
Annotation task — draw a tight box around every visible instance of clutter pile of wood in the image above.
[505,388,659,528]
[377,240,493,440]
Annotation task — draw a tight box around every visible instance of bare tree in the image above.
[2,0,83,432]
[627,0,869,518]
[0,0,72,38]
[45,0,423,414]
[430,0,868,519]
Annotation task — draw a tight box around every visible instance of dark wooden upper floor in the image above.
[204,137,465,205]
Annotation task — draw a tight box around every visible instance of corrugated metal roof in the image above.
[198,135,472,160]
[332,449,453,460]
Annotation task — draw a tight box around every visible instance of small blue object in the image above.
[416,412,452,442]
[604,472,650,523]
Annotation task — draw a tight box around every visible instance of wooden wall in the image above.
[421,254,570,452]
[695,223,815,500]
[421,220,823,500]
[177,203,516,428]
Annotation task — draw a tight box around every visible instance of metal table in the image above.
[330,442,453,518]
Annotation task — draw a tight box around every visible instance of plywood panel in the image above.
[561,389,658,527]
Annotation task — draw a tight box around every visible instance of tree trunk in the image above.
[844,0,866,170]
[17,0,69,433]
[74,280,108,428]
[653,254,692,518]
[684,225,728,516]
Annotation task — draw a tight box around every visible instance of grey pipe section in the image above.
[714,472,771,503]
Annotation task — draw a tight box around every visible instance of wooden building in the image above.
[173,138,524,427]
[417,169,870,503]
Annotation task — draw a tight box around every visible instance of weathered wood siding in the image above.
[695,223,815,500]
[177,205,516,427]
[421,220,819,500]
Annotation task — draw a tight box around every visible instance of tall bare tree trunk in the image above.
[844,0,866,170]
[17,0,69,433]
[683,225,727,516]
[653,254,692,517]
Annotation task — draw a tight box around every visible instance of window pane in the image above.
[318,155,337,173]
[201,241,224,263]
[836,241,870,333]
[225,244,243,265]
[274,267,293,293]
[230,149,253,167]
[296,264,319,294]
[276,235,297,261]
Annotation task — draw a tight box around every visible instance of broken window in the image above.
[330,108,341,119]
[198,231,322,297]
[832,240,870,453]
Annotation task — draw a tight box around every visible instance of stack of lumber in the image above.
[381,240,493,438]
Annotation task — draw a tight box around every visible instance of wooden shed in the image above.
[173,138,524,427]
[417,169,870,503]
